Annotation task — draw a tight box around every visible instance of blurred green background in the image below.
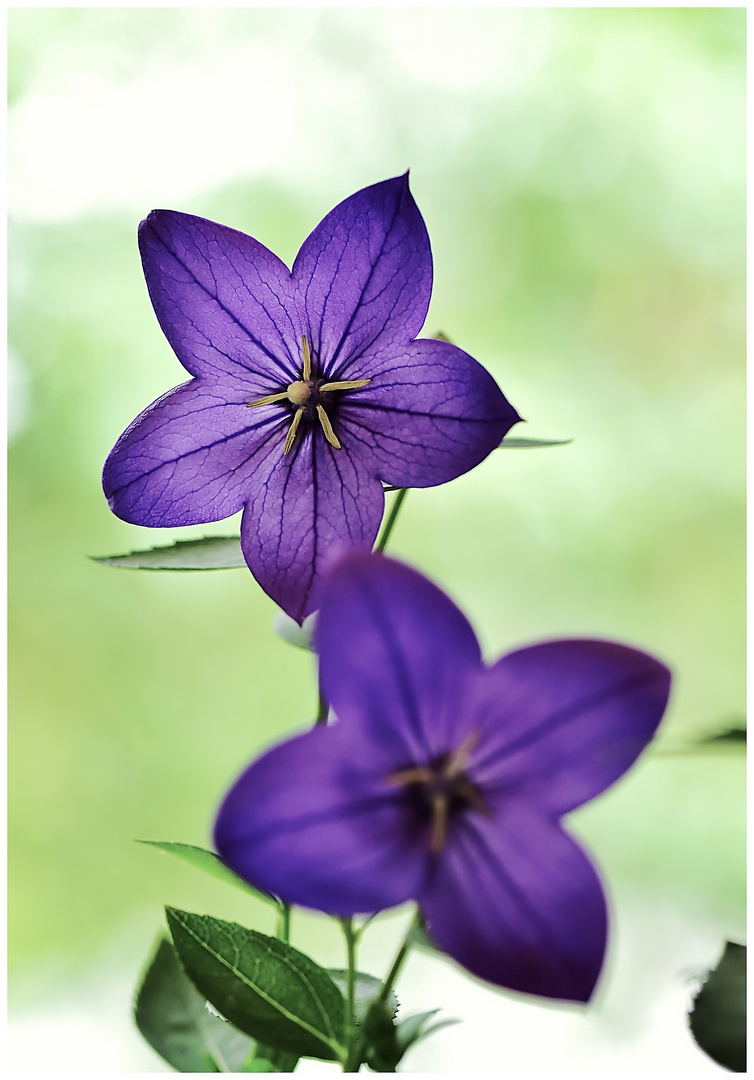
[9,8,744,1073]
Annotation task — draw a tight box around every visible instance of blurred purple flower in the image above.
[102,175,520,622]
[215,552,671,1003]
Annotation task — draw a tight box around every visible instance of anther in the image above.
[302,334,312,381]
[283,409,303,455]
[316,405,341,449]
[319,379,371,393]
[246,390,289,409]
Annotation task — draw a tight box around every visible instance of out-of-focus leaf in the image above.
[328,970,398,1025]
[137,840,279,906]
[655,724,747,756]
[240,1043,299,1072]
[406,919,441,954]
[698,727,746,745]
[396,1009,459,1055]
[498,436,573,449]
[166,909,346,1061]
[689,941,746,1072]
[91,535,245,570]
[134,935,254,1072]
[363,999,401,1071]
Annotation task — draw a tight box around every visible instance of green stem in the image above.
[341,917,361,1072]
[379,912,419,1004]
[375,488,409,553]
[276,902,291,944]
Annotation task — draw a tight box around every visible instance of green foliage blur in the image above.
[8,7,744,1069]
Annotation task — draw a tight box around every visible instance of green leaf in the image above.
[698,726,746,746]
[134,935,254,1072]
[405,919,441,954]
[363,999,401,1071]
[91,535,245,571]
[395,1009,459,1055]
[166,908,347,1062]
[137,840,279,906]
[328,970,398,1026]
[654,724,747,757]
[689,941,746,1072]
[241,1044,299,1072]
[272,611,317,652]
[498,436,573,449]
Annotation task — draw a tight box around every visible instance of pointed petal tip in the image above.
[138,208,176,233]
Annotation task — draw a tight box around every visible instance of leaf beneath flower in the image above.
[138,841,279,907]
[405,919,441,954]
[328,969,398,1025]
[135,935,255,1072]
[697,726,746,746]
[396,1008,460,1055]
[498,437,572,449]
[166,909,347,1061]
[689,941,746,1072]
[240,1043,299,1073]
[91,536,245,570]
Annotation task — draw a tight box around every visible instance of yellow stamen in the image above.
[319,379,371,393]
[388,765,433,787]
[302,334,312,381]
[445,731,480,779]
[430,792,449,854]
[283,408,304,455]
[246,391,289,408]
[316,405,341,449]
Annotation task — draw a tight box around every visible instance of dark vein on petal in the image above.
[456,821,582,979]
[346,401,503,423]
[355,576,431,761]
[232,789,398,847]
[326,195,404,374]
[108,413,284,496]
[473,671,660,775]
[151,225,296,382]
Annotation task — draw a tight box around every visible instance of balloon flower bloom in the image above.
[215,552,671,1003]
[102,176,520,622]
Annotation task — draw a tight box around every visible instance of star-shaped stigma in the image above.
[246,334,370,455]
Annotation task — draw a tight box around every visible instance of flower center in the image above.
[286,380,315,407]
[388,731,489,854]
[245,335,371,455]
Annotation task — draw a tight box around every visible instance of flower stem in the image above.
[340,917,362,1072]
[277,902,291,944]
[379,911,420,1004]
[375,488,409,553]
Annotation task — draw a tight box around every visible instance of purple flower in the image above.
[102,175,520,623]
[214,552,671,1003]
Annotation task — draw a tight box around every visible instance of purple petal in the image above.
[468,640,671,815]
[317,553,482,763]
[103,380,285,526]
[240,432,385,624]
[140,210,301,386]
[337,338,521,487]
[214,725,428,916]
[292,175,432,378]
[421,803,607,1002]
